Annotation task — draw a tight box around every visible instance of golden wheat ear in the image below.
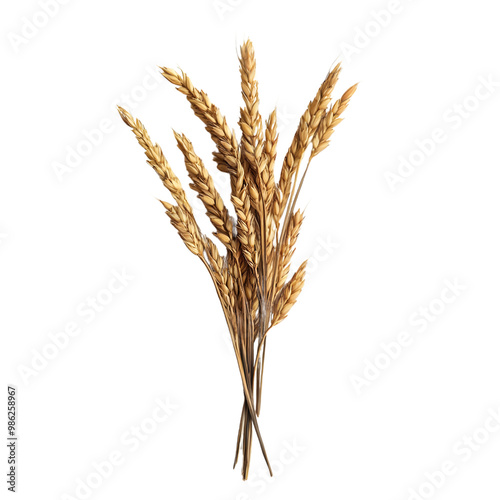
[272,260,307,327]
[172,130,233,248]
[158,200,204,256]
[238,40,264,180]
[263,108,278,206]
[276,64,342,220]
[276,209,304,291]
[159,67,240,179]
[311,83,358,158]
[117,106,193,217]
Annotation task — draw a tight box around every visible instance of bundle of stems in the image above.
[118,39,356,480]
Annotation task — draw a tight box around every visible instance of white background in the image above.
[2,0,500,499]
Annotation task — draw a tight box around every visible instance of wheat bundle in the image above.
[118,39,356,479]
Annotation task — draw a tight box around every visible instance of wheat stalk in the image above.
[118,39,356,480]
